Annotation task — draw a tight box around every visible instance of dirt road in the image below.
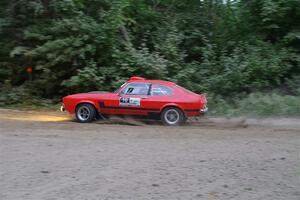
[0,109,299,200]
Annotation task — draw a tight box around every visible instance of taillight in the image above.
[200,93,207,104]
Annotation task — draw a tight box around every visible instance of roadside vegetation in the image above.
[0,0,299,116]
[209,93,300,117]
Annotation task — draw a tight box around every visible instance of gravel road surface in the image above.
[0,109,299,200]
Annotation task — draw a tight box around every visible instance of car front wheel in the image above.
[75,103,96,123]
[161,107,186,126]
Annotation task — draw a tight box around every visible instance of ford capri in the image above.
[61,77,208,125]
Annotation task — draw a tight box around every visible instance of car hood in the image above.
[64,92,115,99]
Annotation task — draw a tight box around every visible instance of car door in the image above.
[141,83,175,111]
[115,82,151,115]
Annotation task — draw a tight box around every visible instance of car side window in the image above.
[120,83,150,95]
[150,84,174,96]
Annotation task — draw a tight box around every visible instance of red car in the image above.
[61,77,208,125]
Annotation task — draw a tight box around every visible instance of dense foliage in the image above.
[0,0,299,105]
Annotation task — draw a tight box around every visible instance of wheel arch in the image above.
[160,104,186,117]
[75,101,98,113]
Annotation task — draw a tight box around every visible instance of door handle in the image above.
[141,97,148,99]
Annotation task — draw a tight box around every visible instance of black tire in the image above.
[75,103,97,123]
[161,107,186,126]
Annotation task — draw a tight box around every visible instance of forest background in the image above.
[0,0,299,116]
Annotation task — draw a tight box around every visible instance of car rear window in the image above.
[150,84,174,96]
[174,84,197,95]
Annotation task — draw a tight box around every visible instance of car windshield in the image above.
[113,82,126,93]
[174,84,197,95]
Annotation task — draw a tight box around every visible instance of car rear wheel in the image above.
[75,103,96,123]
[161,107,186,126]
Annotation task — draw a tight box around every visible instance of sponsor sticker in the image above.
[120,97,141,107]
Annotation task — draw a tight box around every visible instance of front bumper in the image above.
[60,105,65,112]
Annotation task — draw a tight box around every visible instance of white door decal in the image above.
[120,97,141,107]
